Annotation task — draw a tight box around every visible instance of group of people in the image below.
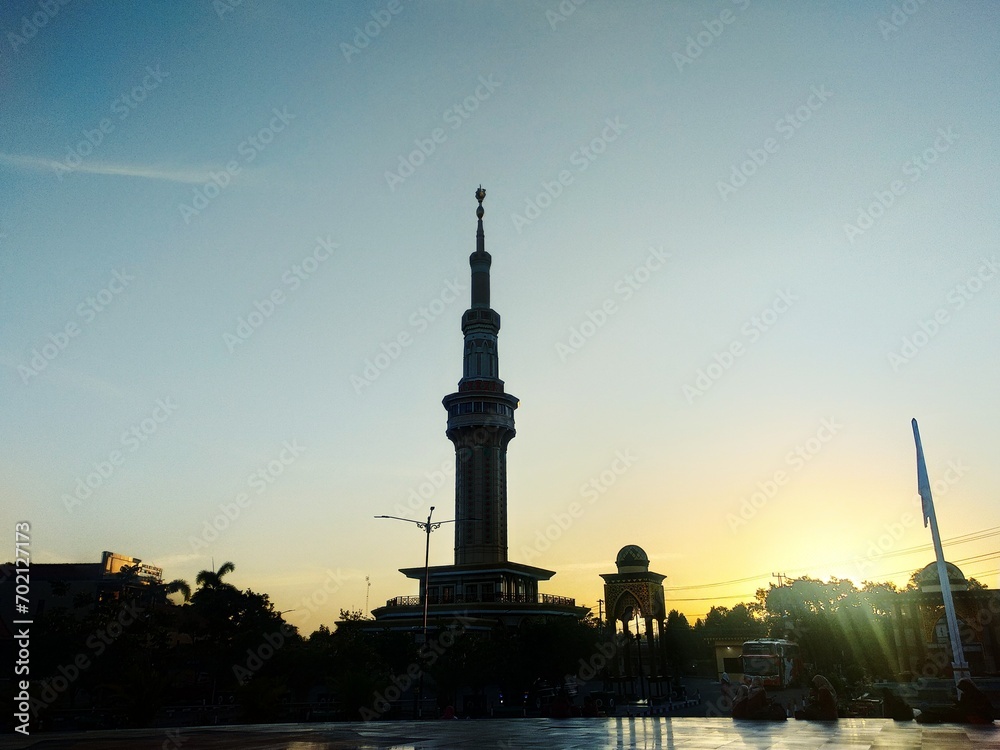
[729,679,788,720]
[793,675,838,720]
[720,672,792,721]
[720,673,837,721]
[721,672,995,723]
[914,679,994,724]
[718,672,846,721]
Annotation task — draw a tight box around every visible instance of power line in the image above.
[783,528,1000,582]
[875,551,999,581]
[669,559,998,611]
[669,593,755,602]
[671,564,999,623]
[857,527,1000,566]
[663,572,773,592]
[663,525,1000,593]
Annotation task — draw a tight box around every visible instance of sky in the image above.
[2,0,999,633]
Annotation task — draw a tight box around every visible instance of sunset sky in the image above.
[2,1,998,632]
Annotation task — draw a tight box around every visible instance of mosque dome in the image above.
[615,545,650,573]
[914,561,968,592]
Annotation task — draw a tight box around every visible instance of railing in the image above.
[384,592,576,608]
[540,593,576,606]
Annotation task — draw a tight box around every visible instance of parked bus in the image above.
[741,639,802,688]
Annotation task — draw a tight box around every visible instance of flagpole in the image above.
[911,418,970,686]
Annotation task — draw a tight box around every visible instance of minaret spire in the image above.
[470,185,491,309]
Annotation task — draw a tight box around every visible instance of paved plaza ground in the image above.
[1,718,998,749]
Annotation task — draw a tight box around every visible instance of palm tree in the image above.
[195,561,236,592]
[160,578,192,603]
[107,563,143,605]
[189,562,250,677]
[112,564,191,606]
[166,578,192,601]
[191,562,239,635]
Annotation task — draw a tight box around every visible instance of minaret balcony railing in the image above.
[384,592,577,607]
[447,400,514,418]
[457,378,505,393]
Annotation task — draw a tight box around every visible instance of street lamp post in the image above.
[375,505,456,718]
[635,613,646,702]
[420,507,434,644]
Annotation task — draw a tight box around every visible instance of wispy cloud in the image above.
[0,152,213,184]
[0,350,127,400]
[557,552,684,573]
[152,552,205,570]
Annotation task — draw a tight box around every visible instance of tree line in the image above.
[13,563,984,730]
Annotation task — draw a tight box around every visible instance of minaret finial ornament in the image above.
[474,185,487,257]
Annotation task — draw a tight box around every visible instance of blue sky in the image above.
[2,0,999,629]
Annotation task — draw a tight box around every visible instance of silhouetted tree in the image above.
[662,610,697,675]
[194,561,236,592]
[761,576,898,686]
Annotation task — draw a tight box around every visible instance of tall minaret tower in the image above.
[442,187,519,566]
[370,187,587,630]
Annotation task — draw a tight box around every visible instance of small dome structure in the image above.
[615,545,650,573]
[601,546,667,675]
[914,561,967,592]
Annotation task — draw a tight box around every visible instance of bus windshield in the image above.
[741,640,801,688]
[743,655,777,676]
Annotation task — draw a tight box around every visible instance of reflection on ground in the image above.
[0,717,997,750]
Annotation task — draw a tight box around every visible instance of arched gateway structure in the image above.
[601,545,668,681]
[371,188,588,631]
